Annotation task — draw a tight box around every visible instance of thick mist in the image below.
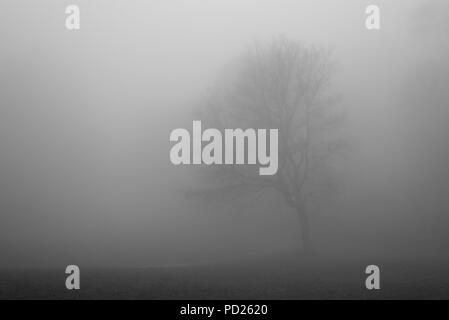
[1,0,447,269]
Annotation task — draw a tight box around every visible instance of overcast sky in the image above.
[2,0,448,268]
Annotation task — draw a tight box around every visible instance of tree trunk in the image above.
[296,202,311,255]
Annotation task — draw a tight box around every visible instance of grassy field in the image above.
[1,257,448,299]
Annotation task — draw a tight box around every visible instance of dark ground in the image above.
[1,256,449,299]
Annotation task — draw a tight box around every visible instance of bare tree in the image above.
[191,37,345,254]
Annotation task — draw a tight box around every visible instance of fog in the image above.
[1,0,448,269]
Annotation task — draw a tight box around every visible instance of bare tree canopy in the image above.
[191,37,346,254]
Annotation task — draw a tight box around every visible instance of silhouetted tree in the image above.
[192,37,345,254]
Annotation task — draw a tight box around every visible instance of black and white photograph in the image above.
[1,0,449,305]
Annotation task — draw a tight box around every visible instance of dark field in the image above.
[1,257,449,300]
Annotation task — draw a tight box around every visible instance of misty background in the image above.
[0,0,448,270]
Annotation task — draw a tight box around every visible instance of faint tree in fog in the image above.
[191,37,345,254]
[402,1,449,239]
